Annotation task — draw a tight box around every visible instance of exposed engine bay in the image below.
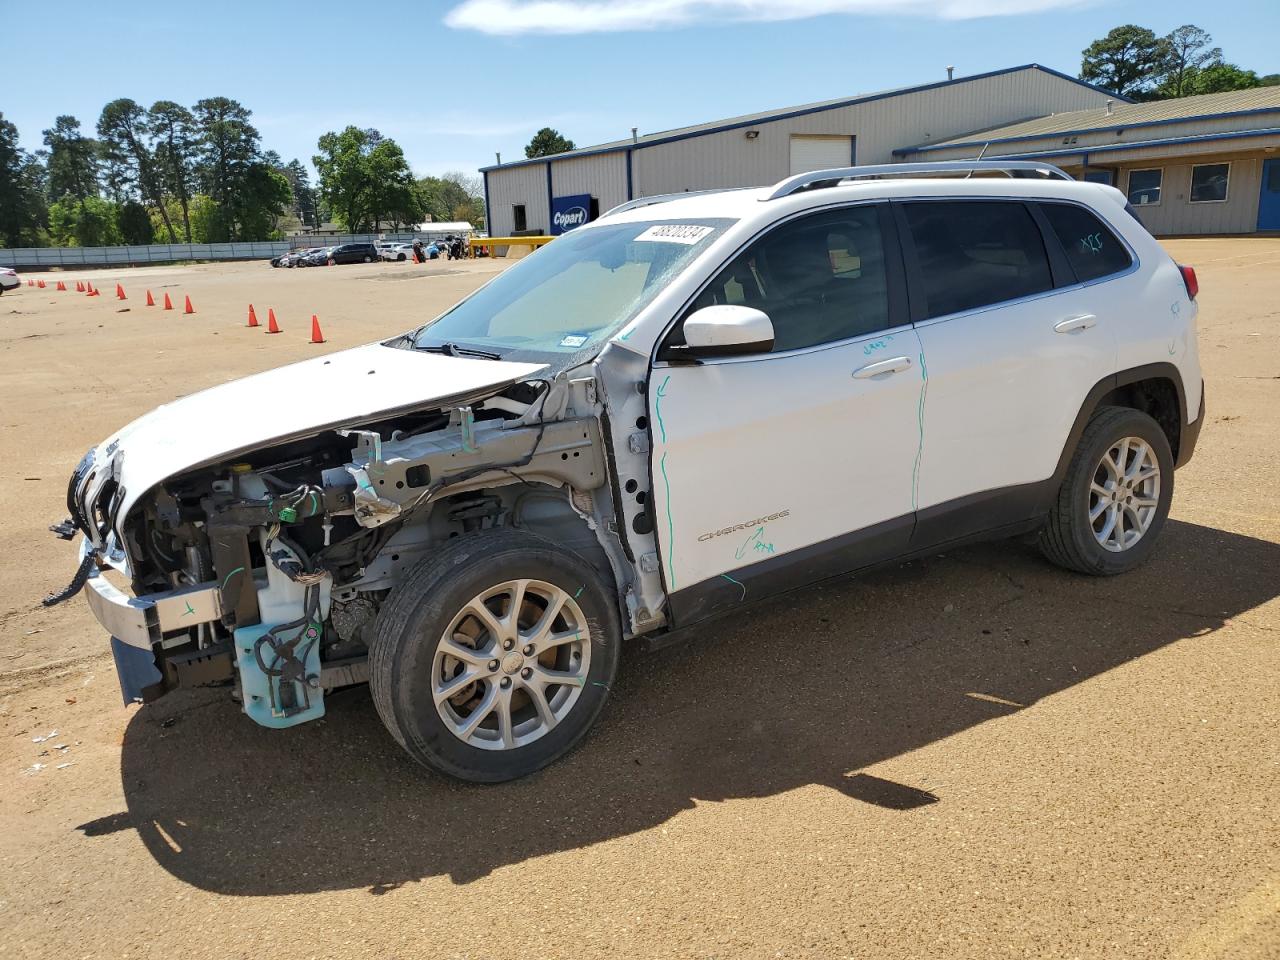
[61,372,643,725]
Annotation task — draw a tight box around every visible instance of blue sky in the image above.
[6,0,1276,179]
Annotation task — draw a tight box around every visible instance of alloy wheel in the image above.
[431,579,591,750]
[1089,436,1161,552]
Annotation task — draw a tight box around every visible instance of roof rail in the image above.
[764,160,1072,201]
[601,186,756,219]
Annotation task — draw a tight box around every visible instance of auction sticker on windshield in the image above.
[634,224,715,244]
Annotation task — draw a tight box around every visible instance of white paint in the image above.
[87,343,546,545]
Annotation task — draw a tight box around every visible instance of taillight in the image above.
[1178,264,1198,300]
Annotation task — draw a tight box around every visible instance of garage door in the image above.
[789,135,853,176]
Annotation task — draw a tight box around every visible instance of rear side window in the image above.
[902,201,1052,320]
[1039,202,1133,283]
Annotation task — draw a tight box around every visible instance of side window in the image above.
[512,204,527,233]
[1190,163,1230,203]
[1039,202,1132,283]
[902,201,1052,320]
[688,205,892,352]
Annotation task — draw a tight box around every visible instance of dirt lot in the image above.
[1,242,1277,959]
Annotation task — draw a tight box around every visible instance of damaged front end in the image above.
[52,368,618,727]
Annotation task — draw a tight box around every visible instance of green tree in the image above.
[1157,25,1222,98]
[524,127,575,159]
[283,158,317,227]
[48,195,122,247]
[192,97,262,240]
[0,113,48,246]
[1080,25,1170,99]
[231,164,292,239]
[42,115,98,203]
[97,98,177,241]
[418,171,483,223]
[1181,63,1268,95]
[313,127,417,232]
[148,101,199,242]
[118,200,154,244]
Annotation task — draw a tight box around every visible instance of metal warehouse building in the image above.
[482,64,1118,237]
[482,65,1280,238]
[897,87,1280,235]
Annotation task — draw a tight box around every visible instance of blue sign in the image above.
[551,193,591,235]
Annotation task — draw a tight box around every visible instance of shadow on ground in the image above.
[81,520,1279,895]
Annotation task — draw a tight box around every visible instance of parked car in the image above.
[323,242,379,265]
[381,242,415,262]
[271,248,318,268]
[49,161,1204,784]
[296,246,335,267]
[0,267,19,294]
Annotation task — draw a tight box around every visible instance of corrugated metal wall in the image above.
[1117,154,1264,235]
[489,162,550,236]
[551,153,629,212]
[484,67,1111,227]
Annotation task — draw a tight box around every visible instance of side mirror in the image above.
[676,305,774,359]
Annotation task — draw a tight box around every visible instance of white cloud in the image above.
[444,0,1082,35]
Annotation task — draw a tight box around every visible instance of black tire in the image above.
[397,253,406,262]
[370,529,620,782]
[363,255,372,262]
[1039,405,1174,576]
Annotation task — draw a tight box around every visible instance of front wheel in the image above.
[363,255,372,262]
[1039,405,1174,576]
[370,530,620,782]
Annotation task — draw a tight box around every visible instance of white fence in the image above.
[0,231,472,270]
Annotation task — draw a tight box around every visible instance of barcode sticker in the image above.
[634,224,714,245]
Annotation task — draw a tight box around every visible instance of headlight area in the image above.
[112,384,608,729]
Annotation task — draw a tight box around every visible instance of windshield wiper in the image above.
[417,341,504,360]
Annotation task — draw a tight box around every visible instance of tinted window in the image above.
[1190,163,1229,203]
[1128,169,1162,206]
[902,201,1052,320]
[513,204,527,233]
[689,205,891,352]
[1039,202,1133,283]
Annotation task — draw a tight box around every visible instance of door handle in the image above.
[1054,314,1097,334]
[852,356,912,379]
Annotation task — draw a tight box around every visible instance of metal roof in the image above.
[481,64,1124,172]
[904,87,1280,153]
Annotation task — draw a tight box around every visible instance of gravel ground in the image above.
[0,241,1276,959]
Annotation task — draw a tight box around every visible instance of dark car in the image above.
[323,243,379,265]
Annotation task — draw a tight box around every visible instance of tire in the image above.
[370,529,620,782]
[397,253,406,262]
[327,258,336,267]
[363,255,372,262]
[1039,405,1174,576]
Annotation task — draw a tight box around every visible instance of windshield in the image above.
[411,218,733,363]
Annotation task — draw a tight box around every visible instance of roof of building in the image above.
[900,87,1280,154]
[481,64,1123,173]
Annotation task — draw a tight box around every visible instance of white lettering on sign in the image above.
[553,206,588,229]
[634,224,715,244]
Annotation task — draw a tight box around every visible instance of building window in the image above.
[512,204,527,233]
[1190,163,1230,203]
[1128,169,1163,206]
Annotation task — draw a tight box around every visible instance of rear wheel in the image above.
[370,530,620,782]
[1039,406,1173,575]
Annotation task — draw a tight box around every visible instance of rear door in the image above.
[898,198,1121,543]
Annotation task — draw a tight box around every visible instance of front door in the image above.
[1259,159,1280,231]
[648,203,924,626]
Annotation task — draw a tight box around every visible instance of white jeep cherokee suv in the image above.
[50,161,1204,782]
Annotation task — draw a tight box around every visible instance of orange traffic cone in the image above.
[76,281,84,292]
[266,308,281,334]
[163,292,173,310]
[183,295,194,315]
[247,304,259,328]
[86,282,96,296]
[27,280,33,287]
[310,314,325,344]
[145,290,155,306]
[115,283,126,300]
[37,279,45,288]
[56,280,66,291]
